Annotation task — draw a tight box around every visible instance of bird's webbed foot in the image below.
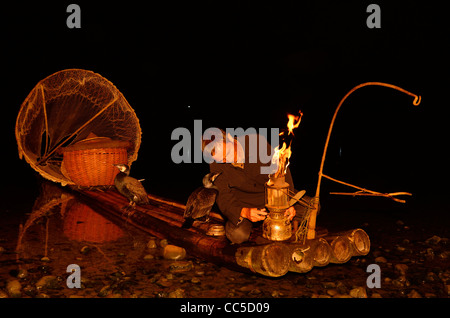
[197,215,210,224]
[121,201,136,219]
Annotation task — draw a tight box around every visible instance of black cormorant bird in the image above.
[182,172,221,229]
[113,164,149,210]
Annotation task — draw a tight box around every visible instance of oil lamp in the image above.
[262,111,303,241]
[262,175,292,241]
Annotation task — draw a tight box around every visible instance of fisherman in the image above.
[202,129,311,244]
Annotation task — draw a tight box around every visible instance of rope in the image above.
[294,197,319,244]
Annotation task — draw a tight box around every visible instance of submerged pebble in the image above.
[425,271,438,282]
[23,284,37,297]
[395,264,408,276]
[425,235,441,245]
[326,289,338,296]
[17,269,28,279]
[349,287,367,298]
[322,282,336,289]
[439,251,450,259]
[163,245,186,260]
[36,275,60,291]
[408,289,422,298]
[41,256,51,263]
[6,279,22,298]
[271,290,283,298]
[147,239,158,249]
[169,261,193,273]
[156,277,173,288]
[143,254,155,260]
[392,275,410,287]
[98,285,111,297]
[336,281,348,294]
[168,288,185,298]
[248,288,261,296]
[374,256,387,263]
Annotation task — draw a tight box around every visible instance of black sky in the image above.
[2,1,448,213]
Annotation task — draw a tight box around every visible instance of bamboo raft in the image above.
[17,81,421,277]
[74,189,370,277]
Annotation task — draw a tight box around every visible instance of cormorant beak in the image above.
[211,171,222,182]
[113,164,125,172]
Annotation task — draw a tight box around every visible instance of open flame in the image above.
[286,111,303,136]
[271,111,303,178]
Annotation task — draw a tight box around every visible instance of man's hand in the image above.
[284,206,296,221]
[241,207,295,222]
[241,207,268,222]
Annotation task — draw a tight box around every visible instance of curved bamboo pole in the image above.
[307,82,421,239]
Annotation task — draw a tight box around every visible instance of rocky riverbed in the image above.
[0,196,448,299]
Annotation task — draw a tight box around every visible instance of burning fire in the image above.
[272,111,303,178]
[286,111,303,136]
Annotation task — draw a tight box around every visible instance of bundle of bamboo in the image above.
[74,189,370,277]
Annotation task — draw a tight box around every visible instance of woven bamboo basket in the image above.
[15,69,142,186]
[61,135,131,187]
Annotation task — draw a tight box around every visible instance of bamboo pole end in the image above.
[306,228,316,240]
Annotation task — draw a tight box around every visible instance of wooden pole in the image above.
[307,82,421,239]
[36,96,119,166]
[324,174,412,203]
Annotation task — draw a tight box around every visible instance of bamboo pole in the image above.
[307,82,421,239]
[236,243,291,277]
[40,84,50,157]
[288,245,314,273]
[147,193,225,222]
[287,237,332,273]
[324,228,370,263]
[36,96,119,165]
[323,174,412,203]
[99,190,216,233]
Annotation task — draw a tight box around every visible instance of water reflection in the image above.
[10,181,161,297]
[1,180,449,298]
[63,200,125,243]
[7,181,236,298]
[17,182,127,259]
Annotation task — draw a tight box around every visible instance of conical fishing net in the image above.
[15,69,141,186]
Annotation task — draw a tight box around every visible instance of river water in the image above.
[0,179,448,299]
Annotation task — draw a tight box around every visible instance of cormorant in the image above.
[113,164,149,210]
[182,172,221,229]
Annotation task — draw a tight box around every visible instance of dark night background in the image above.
[2,1,448,224]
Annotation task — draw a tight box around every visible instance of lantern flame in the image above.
[272,142,292,178]
[286,111,303,136]
[271,111,303,178]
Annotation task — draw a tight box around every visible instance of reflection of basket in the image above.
[63,200,124,243]
[62,135,130,187]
